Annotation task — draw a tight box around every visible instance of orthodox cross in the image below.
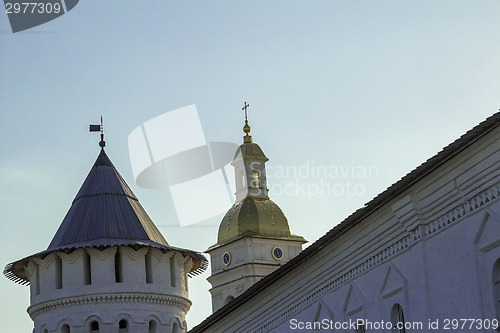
[242,102,250,123]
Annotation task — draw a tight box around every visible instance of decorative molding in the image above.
[423,185,499,237]
[59,249,84,265]
[252,184,499,333]
[87,247,116,261]
[150,248,169,263]
[343,283,364,316]
[24,260,37,279]
[120,246,148,261]
[380,264,405,299]
[313,299,334,323]
[28,292,191,320]
[392,194,423,232]
[475,208,500,252]
[40,253,56,269]
[174,252,185,266]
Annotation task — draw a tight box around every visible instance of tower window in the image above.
[90,321,99,332]
[148,320,157,333]
[83,251,91,285]
[55,255,63,289]
[115,250,123,283]
[391,304,406,333]
[170,256,176,287]
[252,170,260,188]
[172,322,179,333]
[61,324,70,333]
[119,319,128,333]
[145,250,153,284]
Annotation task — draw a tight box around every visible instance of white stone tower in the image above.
[4,137,207,333]
[206,103,306,312]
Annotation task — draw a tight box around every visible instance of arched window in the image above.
[391,304,406,333]
[252,170,260,188]
[225,295,235,305]
[172,322,179,333]
[493,259,500,320]
[118,319,128,333]
[61,324,70,333]
[42,329,48,333]
[148,320,157,333]
[90,321,99,332]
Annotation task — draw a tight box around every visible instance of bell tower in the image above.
[4,134,207,333]
[206,103,306,312]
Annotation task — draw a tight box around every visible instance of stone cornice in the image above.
[28,292,191,320]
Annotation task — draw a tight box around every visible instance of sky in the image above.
[1,1,500,332]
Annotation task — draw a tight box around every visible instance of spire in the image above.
[242,101,252,143]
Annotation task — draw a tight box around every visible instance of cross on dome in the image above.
[242,101,252,143]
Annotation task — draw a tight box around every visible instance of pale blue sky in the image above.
[1,1,500,331]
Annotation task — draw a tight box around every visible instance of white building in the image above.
[191,111,500,332]
[4,139,207,333]
[5,111,500,333]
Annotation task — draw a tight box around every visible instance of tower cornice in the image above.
[28,292,192,320]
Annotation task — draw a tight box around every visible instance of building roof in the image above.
[233,141,269,162]
[189,111,500,332]
[4,148,207,285]
[210,197,306,250]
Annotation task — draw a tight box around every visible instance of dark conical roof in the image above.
[48,149,169,249]
[4,148,207,284]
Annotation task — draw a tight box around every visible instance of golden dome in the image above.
[214,197,306,247]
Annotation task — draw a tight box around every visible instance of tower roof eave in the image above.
[4,241,208,285]
[4,148,208,285]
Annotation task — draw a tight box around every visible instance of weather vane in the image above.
[89,116,105,148]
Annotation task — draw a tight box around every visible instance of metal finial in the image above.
[90,116,105,149]
[99,116,105,148]
[242,102,252,142]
